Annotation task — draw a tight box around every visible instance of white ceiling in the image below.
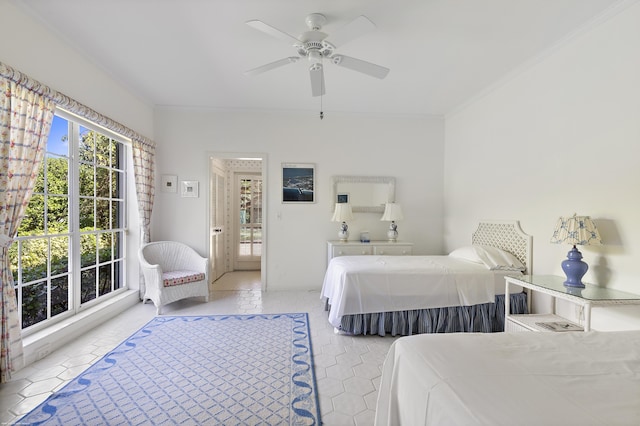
[14,0,622,115]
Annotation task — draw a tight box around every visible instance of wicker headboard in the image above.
[471,220,533,273]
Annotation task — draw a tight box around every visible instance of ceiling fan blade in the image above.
[244,57,299,76]
[328,15,376,48]
[331,55,390,79]
[246,20,300,44]
[309,64,326,97]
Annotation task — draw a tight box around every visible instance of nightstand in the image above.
[505,275,640,332]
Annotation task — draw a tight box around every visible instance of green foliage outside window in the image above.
[11,127,124,329]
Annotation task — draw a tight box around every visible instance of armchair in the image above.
[138,241,210,315]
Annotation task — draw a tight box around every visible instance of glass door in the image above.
[235,174,262,270]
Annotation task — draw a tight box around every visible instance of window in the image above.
[9,111,128,334]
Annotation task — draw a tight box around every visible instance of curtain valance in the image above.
[0,61,154,148]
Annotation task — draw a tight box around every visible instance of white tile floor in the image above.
[0,271,400,425]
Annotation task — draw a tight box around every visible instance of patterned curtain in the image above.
[0,77,55,383]
[132,138,155,298]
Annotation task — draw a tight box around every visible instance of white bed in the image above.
[375,330,640,425]
[321,221,533,336]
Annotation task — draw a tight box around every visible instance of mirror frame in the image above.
[331,175,396,213]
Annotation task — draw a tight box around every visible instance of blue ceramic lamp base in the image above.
[561,245,588,288]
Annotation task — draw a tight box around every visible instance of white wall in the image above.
[444,2,640,329]
[153,108,444,290]
[0,2,154,138]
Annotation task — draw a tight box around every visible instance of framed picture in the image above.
[337,193,349,204]
[161,174,177,193]
[282,163,315,203]
[181,180,199,198]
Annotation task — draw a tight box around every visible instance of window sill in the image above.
[21,289,140,367]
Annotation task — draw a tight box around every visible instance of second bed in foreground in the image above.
[375,330,640,425]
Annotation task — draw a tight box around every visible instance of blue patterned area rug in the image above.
[18,313,320,425]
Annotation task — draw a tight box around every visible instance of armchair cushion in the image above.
[163,270,206,287]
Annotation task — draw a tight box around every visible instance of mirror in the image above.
[331,176,395,213]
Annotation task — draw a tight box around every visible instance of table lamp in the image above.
[550,214,602,288]
[332,203,354,241]
[381,202,403,242]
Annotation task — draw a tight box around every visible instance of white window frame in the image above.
[14,109,130,337]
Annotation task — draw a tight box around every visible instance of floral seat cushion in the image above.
[162,270,206,287]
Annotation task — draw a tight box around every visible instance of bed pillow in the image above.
[450,245,525,271]
[448,246,483,264]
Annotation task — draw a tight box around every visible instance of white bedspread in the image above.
[375,331,640,425]
[321,256,512,328]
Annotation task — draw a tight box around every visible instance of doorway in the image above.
[208,154,266,290]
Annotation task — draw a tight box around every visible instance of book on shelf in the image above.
[535,321,583,332]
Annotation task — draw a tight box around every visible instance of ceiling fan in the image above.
[244,13,390,97]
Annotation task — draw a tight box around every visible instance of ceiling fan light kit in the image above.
[245,13,390,98]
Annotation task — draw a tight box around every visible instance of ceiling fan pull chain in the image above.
[319,82,324,120]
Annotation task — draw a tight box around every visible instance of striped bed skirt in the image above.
[337,292,528,336]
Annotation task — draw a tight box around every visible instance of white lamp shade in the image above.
[332,203,354,222]
[381,203,403,221]
[550,214,602,246]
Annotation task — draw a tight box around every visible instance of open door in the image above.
[209,162,226,282]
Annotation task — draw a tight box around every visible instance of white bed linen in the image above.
[375,331,640,426]
[321,256,520,328]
